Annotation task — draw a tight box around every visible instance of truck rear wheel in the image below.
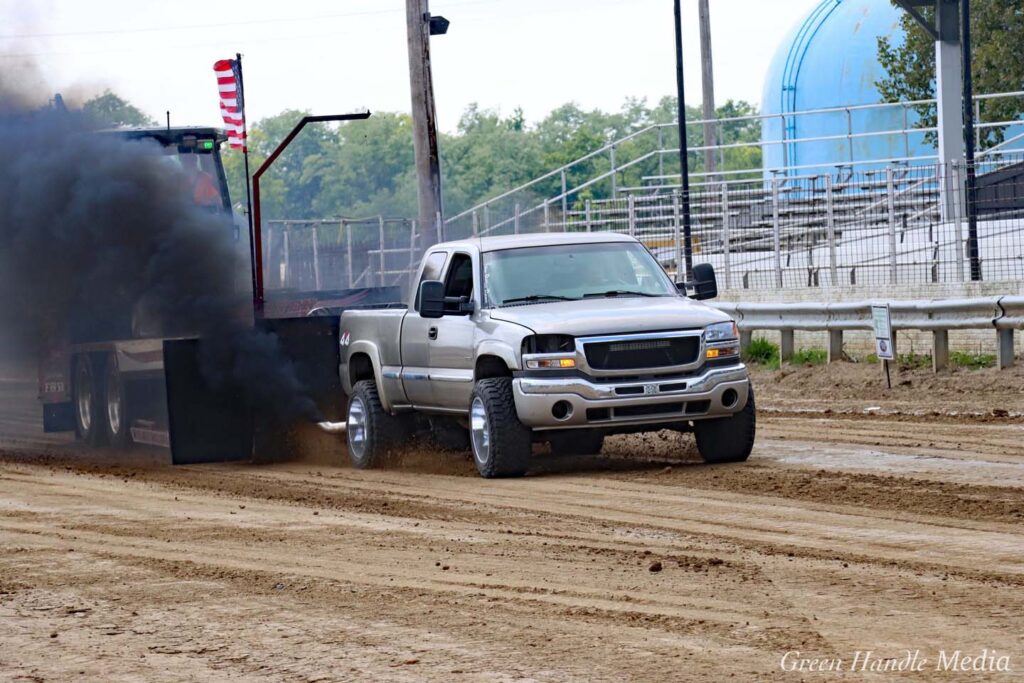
[469,378,531,478]
[694,383,756,464]
[102,358,131,450]
[346,380,403,469]
[549,431,604,456]
[73,355,105,447]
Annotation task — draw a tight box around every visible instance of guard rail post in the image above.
[996,296,1024,369]
[827,330,843,363]
[933,330,949,371]
[780,329,794,364]
[997,329,1014,369]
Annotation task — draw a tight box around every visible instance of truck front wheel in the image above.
[694,383,756,464]
[346,380,404,469]
[469,378,531,478]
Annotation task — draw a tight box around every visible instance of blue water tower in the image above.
[760,0,932,178]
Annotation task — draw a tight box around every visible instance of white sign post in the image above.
[871,304,894,388]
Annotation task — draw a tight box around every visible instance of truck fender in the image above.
[344,340,395,410]
[475,340,521,374]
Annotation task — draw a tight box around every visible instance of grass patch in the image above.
[743,337,779,369]
[862,351,996,370]
[898,352,932,371]
[790,348,827,365]
[950,351,996,369]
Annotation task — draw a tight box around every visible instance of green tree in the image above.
[222,109,338,220]
[877,0,1024,148]
[82,90,155,127]
[308,111,418,219]
[442,104,543,216]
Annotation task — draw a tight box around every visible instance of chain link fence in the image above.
[262,217,427,298]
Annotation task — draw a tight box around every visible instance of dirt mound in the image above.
[751,361,1024,415]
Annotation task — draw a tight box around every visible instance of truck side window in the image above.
[414,251,448,311]
[444,253,474,300]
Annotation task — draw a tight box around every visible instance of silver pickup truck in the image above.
[339,232,754,478]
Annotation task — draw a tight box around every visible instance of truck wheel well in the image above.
[350,353,375,384]
[475,355,511,380]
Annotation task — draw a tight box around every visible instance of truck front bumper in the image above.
[513,365,750,430]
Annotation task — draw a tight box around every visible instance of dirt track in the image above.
[1,366,1023,680]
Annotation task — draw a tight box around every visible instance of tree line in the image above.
[220,98,762,222]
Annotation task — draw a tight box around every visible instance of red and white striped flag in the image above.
[213,58,246,150]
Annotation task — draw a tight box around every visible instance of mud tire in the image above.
[694,383,756,464]
[469,378,531,478]
[73,355,106,447]
[346,380,404,469]
[102,357,132,450]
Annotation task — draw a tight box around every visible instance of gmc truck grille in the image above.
[584,335,700,370]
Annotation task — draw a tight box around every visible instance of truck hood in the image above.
[487,296,731,337]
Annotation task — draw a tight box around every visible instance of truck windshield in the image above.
[482,242,676,307]
[159,146,225,209]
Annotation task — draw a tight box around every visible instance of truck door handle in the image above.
[428,326,438,340]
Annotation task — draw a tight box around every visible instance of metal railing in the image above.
[435,156,1024,290]
[444,91,1024,241]
[263,216,425,293]
[713,296,1022,370]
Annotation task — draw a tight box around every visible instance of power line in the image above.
[0,0,494,41]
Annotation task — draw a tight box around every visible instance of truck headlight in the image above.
[704,321,740,360]
[704,321,738,342]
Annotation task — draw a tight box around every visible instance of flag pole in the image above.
[234,52,257,313]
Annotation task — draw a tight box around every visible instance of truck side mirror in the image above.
[676,263,718,300]
[419,280,446,318]
[691,263,718,300]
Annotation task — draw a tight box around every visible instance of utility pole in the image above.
[960,0,980,281]
[407,0,444,243]
[673,0,694,282]
[697,0,717,181]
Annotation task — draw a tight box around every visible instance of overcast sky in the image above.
[2,0,821,131]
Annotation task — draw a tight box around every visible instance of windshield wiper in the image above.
[500,294,580,306]
[582,290,662,298]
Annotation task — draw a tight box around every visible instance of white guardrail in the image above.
[712,296,1024,370]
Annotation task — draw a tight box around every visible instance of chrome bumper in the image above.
[513,365,750,430]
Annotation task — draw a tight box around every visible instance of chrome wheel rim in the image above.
[106,370,122,437]
[76,366,92,434]
[470,396,490,466]
[347,397,367,460]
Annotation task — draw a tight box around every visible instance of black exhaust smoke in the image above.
[0,99,320,423]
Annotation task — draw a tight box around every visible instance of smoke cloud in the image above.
[0,96,319,422]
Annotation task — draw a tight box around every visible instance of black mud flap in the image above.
[164,338,253,465]
[252,316,343,462]
[43,402,75,432]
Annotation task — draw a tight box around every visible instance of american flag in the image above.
[213,58,246,150]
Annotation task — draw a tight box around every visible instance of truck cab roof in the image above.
[434,232,639,254]
[101,126,227,147]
